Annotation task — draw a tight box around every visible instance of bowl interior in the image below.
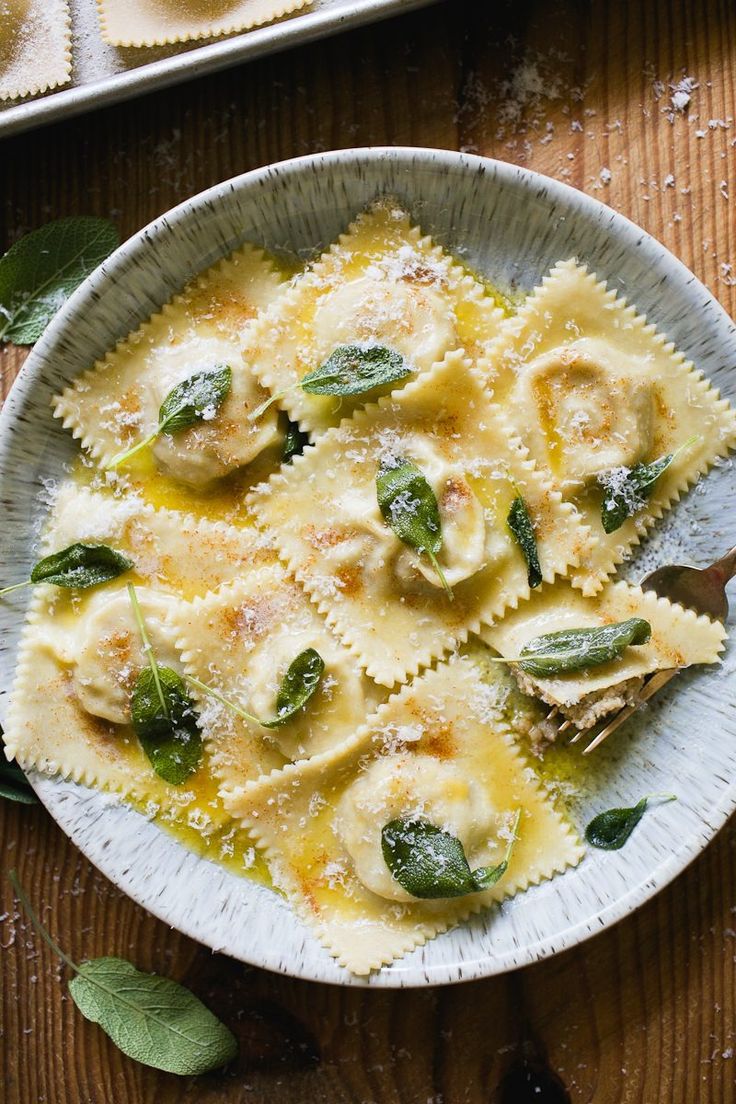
[1,148,735,987]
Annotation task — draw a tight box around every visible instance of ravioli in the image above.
[96,0,309,47]
[3,482,269,810]
[485,259,736,594]
[170,565,386,788]
[248,350,589,687]
[53,242,286,488]
[244,200,505,434]
[478,579,726,735]
[228,657,584,975]
[0,0,71,101]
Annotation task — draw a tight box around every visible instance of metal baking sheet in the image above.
[0,0,439,139]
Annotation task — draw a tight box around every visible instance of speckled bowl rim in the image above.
[1,147,735,988]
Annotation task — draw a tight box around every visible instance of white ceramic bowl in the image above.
[1,148,734,988]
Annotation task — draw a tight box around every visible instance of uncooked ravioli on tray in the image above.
[4,199,734,974]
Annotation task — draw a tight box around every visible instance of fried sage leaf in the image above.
[0,759,38,805]
[381,811,520,899]
[131,666,202,785]
[9,872,237,1075]
[261,647,325,728]
[0,542,133,598]
[0,217,119,344]
[507,494,542,588]
[376,456,453,598]
[517,617,651,677]
[585,793,676,850]
[108,365,232,468]
[250,344,411,419]
[282,417,310,463]
[599,436,698,534]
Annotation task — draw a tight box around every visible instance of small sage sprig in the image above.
[186,647,325,729]
[0,217,119,345]
[0,736,38,805]
[599,435,699,534]
[127,584,201,785]
[489,617,652,677]
[107,365,232,469]
[9,872,237,1075]
[0,542,133,598]
[381,809,521,899]
[507,491,542,589]
[585,793,677,849]
[376,456,453,598]
[249,344,411,420]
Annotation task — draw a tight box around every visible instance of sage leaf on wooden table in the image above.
[585,793,677,849]
[507,493,543,588]
[9,872,237,1075]
[513,617,652,677]
[598,435,699,534]
[250,344,411,419]
[185,647,325,729]
[127,583,202,784]
[376,455,453,598]
[0,542,133,598]
[107,365,232,468]
[282,417,310,463]
[0,217,119,344]
[382,810,521,899]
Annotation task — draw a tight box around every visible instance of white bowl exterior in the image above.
[1,148,735,987]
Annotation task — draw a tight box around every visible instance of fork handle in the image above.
[706,545,736,585]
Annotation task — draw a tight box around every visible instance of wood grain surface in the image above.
[2,1,736,1100]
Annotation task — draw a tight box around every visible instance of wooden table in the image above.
[2,1,736,1100]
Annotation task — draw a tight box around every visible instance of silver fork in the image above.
[560,545,736,754]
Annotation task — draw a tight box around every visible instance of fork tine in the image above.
[581,669,679,754]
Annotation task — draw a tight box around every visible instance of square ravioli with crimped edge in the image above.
[484,258,736,595]
[0,0,71,101]
[227,656,584,976]
[3,481,272,815]
[169,564,386,789]
[478,579,726,735]
[248,350,591,688]
[96,0,308,47]
[53,242,286,490]
[244,199,506,435]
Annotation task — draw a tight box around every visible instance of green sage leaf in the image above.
[10,871,237,1077]
[518,617,651,677]
[0,217,119,344]
[282,417,309,463]
[301,344,411,396]
[376,456,452,597]
[0,760,38,805]
[108,366,232,468]
[131,666,202,785]
[68,958,237,1075]
[585,794,676,850]
[381,811,520,899]
[0,542,133,598]
[261,647,325,729]
[599,436,699,534]
[158,365,232,435]
[507,494,542,588]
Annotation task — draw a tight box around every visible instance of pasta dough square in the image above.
[0,0,71,101]
[54,242,286,490]
[228,657,584,975]
[170,565,386,789]
[97,0,309,48]
[479,580,726,726]
[3,483,270,813]
[248,350,591,687]
[484,259,736,594]
[244,200,506,435]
